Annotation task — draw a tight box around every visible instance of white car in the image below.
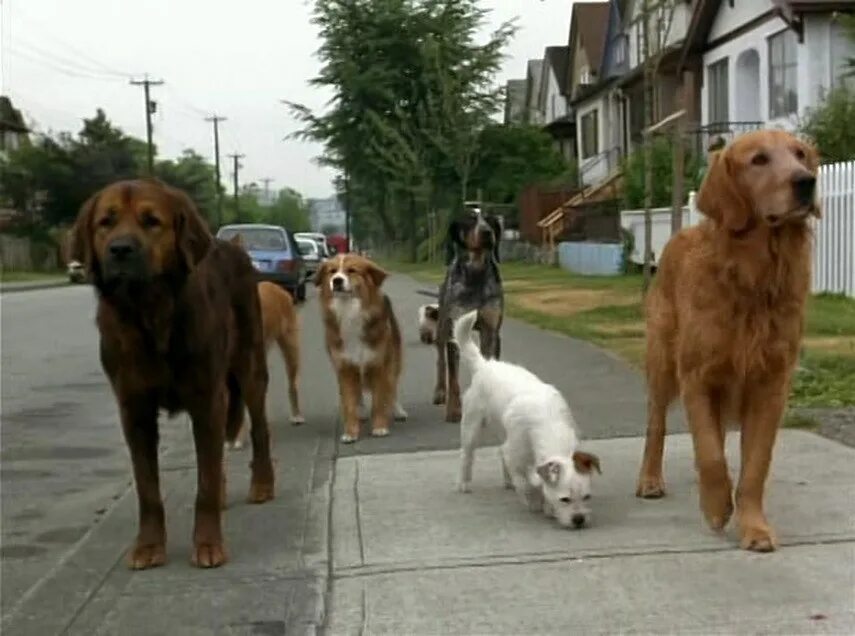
[296,236,322,277]
[295,232,332,258]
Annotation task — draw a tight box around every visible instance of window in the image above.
[768,29,798,118]
[707,58,729,124]
[580,65,592,84]
[581,110,599,159]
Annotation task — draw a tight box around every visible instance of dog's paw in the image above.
[456,480,472,493]
[635,475,666,499]
[432,389,446,405]
[393,403,408,421]
[340,433,358,444]
[372,427,389,438]
[225,439,244,451]
[740,523,777,552]
[191,541,227,568]
[290,414,306,426]
[247,481,275,504]
[700,482,734,531]
[127,542,166,570]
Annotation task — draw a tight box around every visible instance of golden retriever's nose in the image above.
[792,173,816,206]
[108,236,140,260]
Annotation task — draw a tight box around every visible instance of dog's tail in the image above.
[454,310,483,372]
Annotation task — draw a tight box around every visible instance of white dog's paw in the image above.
[393,403,408,421]
[340,433,357,444]
[290,414,306,426]
[457,480,472,493]
[225,439,244,451]
[372,427,390,438]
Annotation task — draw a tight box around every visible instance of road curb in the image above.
[0,281,73,294]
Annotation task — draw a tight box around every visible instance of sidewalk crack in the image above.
[354,460,365,566]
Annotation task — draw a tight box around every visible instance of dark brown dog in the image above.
[71,178,275,570]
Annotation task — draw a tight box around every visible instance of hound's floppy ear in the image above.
[696,148,752,233]
[448,220,466,248]
[486,215,502,263]
[572,451,601,475]
[365,261,388,287]
[166,184,212,271]
[314,259,330,287]
[536,461,561,484]
[70,192,100,273]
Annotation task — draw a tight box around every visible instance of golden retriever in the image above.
[636,130,820,552]
[228,281,304,450]
[315,254,407,443]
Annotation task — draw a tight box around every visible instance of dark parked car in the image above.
[216,223,307,301]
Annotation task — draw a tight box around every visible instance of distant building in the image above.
[308,195,346,233]
[504,79,527,124]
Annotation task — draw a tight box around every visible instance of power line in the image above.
[130,75,165,175]
[11,39,129,78]
[9,46,126,82]
[206,115,227,229]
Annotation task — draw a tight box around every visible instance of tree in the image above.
[0,110,146,227]
[801,87,855,163]
[155,150,220,225]
[286,0,516,257]
[471,124,568,205]
[265,189,311,231]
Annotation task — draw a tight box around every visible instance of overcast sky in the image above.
[1,0,577,199]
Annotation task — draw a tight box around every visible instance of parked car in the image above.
[295,232,332,258]
[296,236,322,279]
[216,223,307,301]
[67,260,86,284]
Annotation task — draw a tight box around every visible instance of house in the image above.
[680,0,855,146]
[565,1,613,185]
[538,45,575,161]
[503,79,527,124]
[523,59,545,124]
[0,96,29,160]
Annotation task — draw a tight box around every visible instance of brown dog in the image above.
[315,254,407,443]
[228,281,304,449]
[70,178,275,569]
[637,130,820,552]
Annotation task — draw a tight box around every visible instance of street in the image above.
[2,275,855,635]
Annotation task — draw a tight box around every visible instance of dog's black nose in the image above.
[331,276,344,291]
[571,514,586,528]
[108,236,140,260]
[792,174,816,206]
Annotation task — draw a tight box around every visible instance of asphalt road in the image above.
[0,272,683,633]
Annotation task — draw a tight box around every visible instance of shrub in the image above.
[622,136,703,209]
[800,86,855,163]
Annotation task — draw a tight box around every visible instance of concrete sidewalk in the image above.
[327,431,855,634]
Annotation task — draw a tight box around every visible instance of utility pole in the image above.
[227,153,245,222]
[130,76,165,175]
[344,169,351,253]
[205,115,227,229]
[260,178,274,205]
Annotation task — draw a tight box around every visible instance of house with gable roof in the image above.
[679,0,855,145]
[538,45,575,161]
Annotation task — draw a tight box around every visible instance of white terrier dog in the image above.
[454,310,601,528]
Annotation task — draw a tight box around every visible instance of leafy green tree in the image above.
[265,189,311,231]
[800,86,855,162]
[155,150,220,225]
[471,124,569,206]
[622,136,702,209]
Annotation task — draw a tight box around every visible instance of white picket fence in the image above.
[620,160,854,297]
[813,160,855,297]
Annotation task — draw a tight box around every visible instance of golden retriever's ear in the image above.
[167,185,212,270]
[365,261,388,288]
[803,141,822,218]
[314,260,329,287]
[70,192,99,272]
[697,149,752,232]
[573,451,601,475]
